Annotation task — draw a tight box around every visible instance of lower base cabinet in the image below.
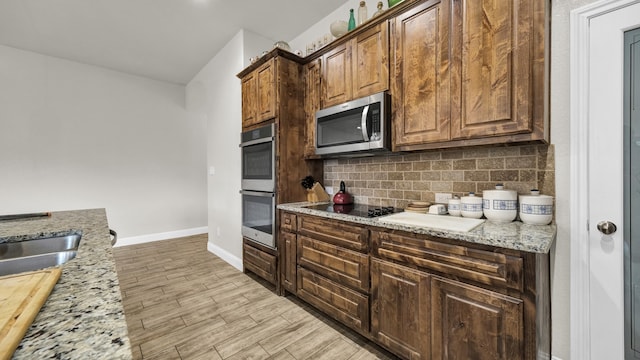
[278,231,297,294]
[296,267,370,336]
[371,259,430,359]
[278,211,550,360]
[371,259,525,360]
[431,276,523,360]
[242,238,277,286]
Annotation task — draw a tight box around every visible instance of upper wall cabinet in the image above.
[241,58,277,129]
[321,22,390,108]
[391,0,548,151]
[450,0,547,141]
[391,0,451,148]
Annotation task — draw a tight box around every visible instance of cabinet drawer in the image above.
[297,215,369,252]
[371,231,523,291]
[297,235,370,292]
[243,240,277,285]
[281,212,297,232]
[297,267,369,335]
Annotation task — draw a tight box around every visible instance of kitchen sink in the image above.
[0,250,77,276]
[0,233,81,276]
[0,233,81,260]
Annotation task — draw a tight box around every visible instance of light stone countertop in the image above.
[0,209,131,359]
[278,202,556,253]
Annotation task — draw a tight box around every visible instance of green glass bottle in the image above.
[348,9,356,31]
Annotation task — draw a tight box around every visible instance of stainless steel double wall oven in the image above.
[240,123,276,248]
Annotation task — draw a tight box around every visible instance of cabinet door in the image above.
[450,0,535,139]
[256,58,277,123]
[392,0,451,147]
[241,72,258,128]
[431,276,523,360]
[297,215,369,252]
[352,22,390,99]
[242,239,277,285]
[321,43,352,108]
[371,259,430,359]
[279,231,297,294]
[297,267,370,335]
[304,59,321,158]
[297,235,370,293]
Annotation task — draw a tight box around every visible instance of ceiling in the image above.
[0,0,345,85]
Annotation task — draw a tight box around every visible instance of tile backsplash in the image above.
[323,144,555,208]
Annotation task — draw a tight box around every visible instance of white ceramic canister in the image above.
[482,184,518,223]
[461,192,483,219]
[519,189,554,225]
[448,196,461,217]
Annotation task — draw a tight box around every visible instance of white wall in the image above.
[187,29,273,269]
[0,44,207,241]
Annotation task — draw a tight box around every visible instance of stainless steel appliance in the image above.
[315,91,390,156]
[240,123,276,248]
[240,190,275,248]
[240,123,275,193]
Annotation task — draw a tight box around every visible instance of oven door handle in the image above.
[240,190,275,197]
[361,105,370,141]
[239,136,275,147]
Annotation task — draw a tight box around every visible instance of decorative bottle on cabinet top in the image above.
[348,8,356,31]
[373,1,385,17]
[358,1,368,25]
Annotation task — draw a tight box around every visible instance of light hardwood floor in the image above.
[113,235,397,360]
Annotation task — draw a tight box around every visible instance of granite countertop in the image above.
[278,202,556,253]
[0,209,131,359]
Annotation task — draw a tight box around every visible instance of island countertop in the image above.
[278,202,556,253]
[0,208,131,359]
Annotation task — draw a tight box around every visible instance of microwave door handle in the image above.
[361,105,370,141]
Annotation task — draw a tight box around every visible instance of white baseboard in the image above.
[207,241,243,271]
[114,227,208,247]
[552,356,562,360]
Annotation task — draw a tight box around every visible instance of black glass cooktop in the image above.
[303,203,403,218]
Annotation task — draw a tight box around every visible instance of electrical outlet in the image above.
[216,227,221,237]
[435,193,452,203]
[325,186,334,195]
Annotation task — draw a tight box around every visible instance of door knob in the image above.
[597,221,617,235]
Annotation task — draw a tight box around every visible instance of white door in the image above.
[572,1,640,359]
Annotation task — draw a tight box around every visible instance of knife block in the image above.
[307,182,330,203]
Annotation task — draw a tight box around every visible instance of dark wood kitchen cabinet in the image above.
[431,276,524,360]
[241,58,276,129]
[449,0,548,142]
[321,22,389,108]
[279,212,297,294]
[389,0,549,151]
[279,210,550,360]
[371,228,548,360]
[294,214,371,336]
[391,0,451,148]
[242,238,277,285]
[370,258,430,359]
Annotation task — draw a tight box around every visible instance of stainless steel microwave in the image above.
[315,91,390,157]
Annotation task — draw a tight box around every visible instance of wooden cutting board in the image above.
[0,268,61,360]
